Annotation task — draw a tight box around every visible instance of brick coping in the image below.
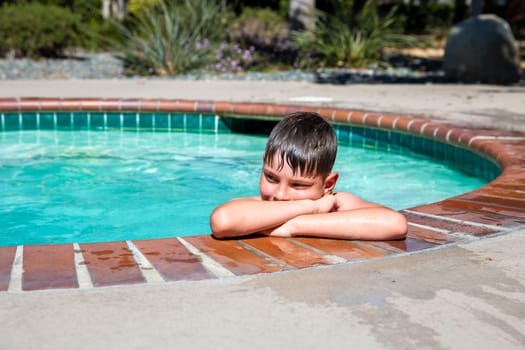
[0,98,524,292]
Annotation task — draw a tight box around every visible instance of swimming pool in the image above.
[0,127,488,246]
[1,98,523,292]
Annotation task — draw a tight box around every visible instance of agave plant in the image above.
[114,0,231,76]
[293,0,416,69]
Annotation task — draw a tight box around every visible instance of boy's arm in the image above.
[266,206,407,240]
[210,195,337,238]
[267,192,408,240]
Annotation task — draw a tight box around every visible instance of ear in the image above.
[323,172,339,194]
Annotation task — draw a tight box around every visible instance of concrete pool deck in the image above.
[0,80,524,349]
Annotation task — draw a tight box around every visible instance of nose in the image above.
[274,184,290,201]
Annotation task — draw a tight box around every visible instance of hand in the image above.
[314,193,338,214]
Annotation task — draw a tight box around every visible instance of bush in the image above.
[228,7,289,47]
[127,0,162,17]
[293,0,416,69]
[0,3,83,58]
[226,7,297,71]
[209,43,256,73]
[113,0,232,76]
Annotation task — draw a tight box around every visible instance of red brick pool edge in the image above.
[0,98,524,292]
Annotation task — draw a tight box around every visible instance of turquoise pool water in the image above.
[0,130,487,246]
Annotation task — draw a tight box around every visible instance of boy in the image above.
[210,112,407,240]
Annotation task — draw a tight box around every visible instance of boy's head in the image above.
[260,112,338,201]
[263,112,337,179]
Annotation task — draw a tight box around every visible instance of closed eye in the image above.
[292,183,312,189]
[264,172,278,183]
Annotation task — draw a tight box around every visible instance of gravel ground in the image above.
[0,52,448,84]
[0,53,124,80]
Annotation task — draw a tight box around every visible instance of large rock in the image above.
[443,14,521,84]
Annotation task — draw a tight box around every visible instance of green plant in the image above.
[210,42,256,73]
[278,0,290,19]
[228,7,288,47]
[426,3,455,30]
[226,7,297,71]
[113,0,231,76]
[293,0,416,69]
[1,0,115,53]
[128,0,162,17]
[82,18,127,52]
[0,0,103,23]
[0,3,83,58]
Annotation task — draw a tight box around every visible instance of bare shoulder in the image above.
[334,192,383,211]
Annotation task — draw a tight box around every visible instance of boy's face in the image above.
[259,154,336,201]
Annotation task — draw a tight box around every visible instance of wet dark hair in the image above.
[263,112,337,178]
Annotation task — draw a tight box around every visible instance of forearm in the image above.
[210,198,318,238]
[270,208,407,240]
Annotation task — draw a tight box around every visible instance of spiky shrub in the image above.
[114,0,231,76]
[293,0,415,69]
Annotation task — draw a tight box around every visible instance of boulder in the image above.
[443,14,521,84]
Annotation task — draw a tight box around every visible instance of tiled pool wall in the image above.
[0,110,227,134]
[0,98,524,292]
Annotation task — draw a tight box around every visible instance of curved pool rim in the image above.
[0,97,524,292]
